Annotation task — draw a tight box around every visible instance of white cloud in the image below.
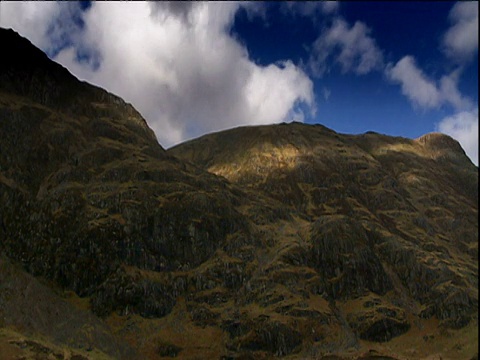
[0,1,60,51]
[320,2,340,15]
[436,109,479,166]
[442,1,478,63]
[0,1,314,148]
[385,56,441,109]
[246,60,315,124]
[385,55,473,111]
[438,68,473,110]
[0,2,90,58]
[282,1,339,17]
[309,18,383,77]
[322,87,331,101]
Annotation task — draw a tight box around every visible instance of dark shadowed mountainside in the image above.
[0,28,478,359]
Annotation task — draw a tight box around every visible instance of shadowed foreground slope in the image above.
[0,28,478,359]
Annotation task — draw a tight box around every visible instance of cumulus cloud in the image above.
[442,1,478,63]
[0,1,314,148]
[385,56,441,109]
[282,1,339,17]
[309,18,383,77]
[0,1,60,51]
[385,55,473,111]
[320,2,340,15]
[149,1,200,24]
[246,60,315,124]
[436,109,479,165]
[438,68,474,110]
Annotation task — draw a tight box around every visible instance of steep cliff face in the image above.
[0,28,478,360]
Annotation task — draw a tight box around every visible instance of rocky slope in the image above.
[0,28,478,359]
[169,123,478,358]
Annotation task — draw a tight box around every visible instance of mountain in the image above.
[169,123,478,357]
[0,28,478,360]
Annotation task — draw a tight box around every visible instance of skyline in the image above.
[0,1,478,164]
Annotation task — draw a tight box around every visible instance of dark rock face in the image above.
[157,342,182,357]
[0,28,478,359]
[347,304,410,342]
[235,320,303,356]
[310,215,393,299]
[90,268,177,318]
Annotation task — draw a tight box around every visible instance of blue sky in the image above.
[0,1,478,164]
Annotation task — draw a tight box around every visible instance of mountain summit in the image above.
[0,28,478,359]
